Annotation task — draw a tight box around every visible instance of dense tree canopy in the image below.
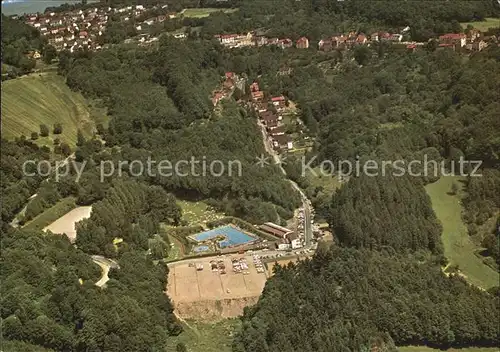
[0,229,182,351]
[328,172,443,254]
[62,38,301,225]
[1,14,45,72]
[0,138,50,231]
[234,247,500,352]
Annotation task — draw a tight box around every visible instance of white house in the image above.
[291,238,303,249]
[278,243,291,251]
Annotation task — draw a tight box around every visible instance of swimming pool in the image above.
[193,245,210,252]
[191,225,256,248]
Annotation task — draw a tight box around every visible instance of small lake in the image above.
[2,0,99,16]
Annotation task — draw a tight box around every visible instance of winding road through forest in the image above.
[257,121,314,246]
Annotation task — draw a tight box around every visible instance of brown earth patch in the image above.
[174,297,259,321]
[167,254,268,321]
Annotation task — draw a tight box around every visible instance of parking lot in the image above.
[167,253,268,303]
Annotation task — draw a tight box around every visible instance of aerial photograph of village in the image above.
[1,0,499,351]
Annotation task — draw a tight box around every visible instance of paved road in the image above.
[91,255,120,287]
[257,121,314,246]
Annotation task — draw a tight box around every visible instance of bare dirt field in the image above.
[43,206,92,242]
[167,254,268,321]
[266,255,311,276]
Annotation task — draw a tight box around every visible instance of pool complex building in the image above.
[189,225,258,251]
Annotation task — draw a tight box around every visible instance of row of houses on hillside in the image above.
[214,27,495,53]
[248,81,294,151]
[211,72,245,107]
[21,3,178,53]
[215,33,310,49]
[438,30,493,51]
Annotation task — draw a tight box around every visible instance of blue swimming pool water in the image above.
[193,245,210,252]
[192,225,255,248]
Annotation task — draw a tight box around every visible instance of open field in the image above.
[305,166,343,222]
[167,319,240,352]
[461,17,500,31]
[399,347,499,352]
[1,73,106,147]
[42,205,92,242]
[178,199,225,225]
[181,8,238,18]
[167,253,267,320]
[22,197,77,232]
[306,166,343,195]
[266,255,311,276]
[425,176,498,289]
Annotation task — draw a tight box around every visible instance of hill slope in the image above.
[1,73,104,147]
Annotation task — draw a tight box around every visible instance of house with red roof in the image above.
[251,90,264,102]
[271,95,286,109]
[439,33,466,47]
[212,91,224,106]
[279,38,293,49]
[250,82,260,92]
[356,34,367,44]
[296,37,309,49]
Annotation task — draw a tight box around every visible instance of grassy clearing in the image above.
[425,176,498,289]
[178,199,225,226]
[167,319,240,352]
[22,197,77,232]
[399,347,499,352]
[461,17,500,31]
[379,122,404,130]
[1,73,107,148]
[306,166,343,194]
[165,232,184,261]
[181,8,238,18]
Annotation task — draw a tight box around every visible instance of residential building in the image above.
[268,125,286,136]
[250,82,260,92]
[472,40,487,51]
[296,36,309,49]
[279,38,293,49]
[272,134,293,150]
[319,39,333,51]
[356,33,367,44]
[271,95,286,108]
[259,223,294,238]
[389,33,403,42]
[260,110,278,127]
[467,28,481,42]
[251,90,264,102]
[439,33,466,47]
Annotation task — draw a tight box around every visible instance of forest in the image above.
[233,247,499,352]
[1,229,182,351]
[328,172,443,254]
[1,14,46,73]
[0,138,51,231]
[199,0,498,42]
[59,37,301,225]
